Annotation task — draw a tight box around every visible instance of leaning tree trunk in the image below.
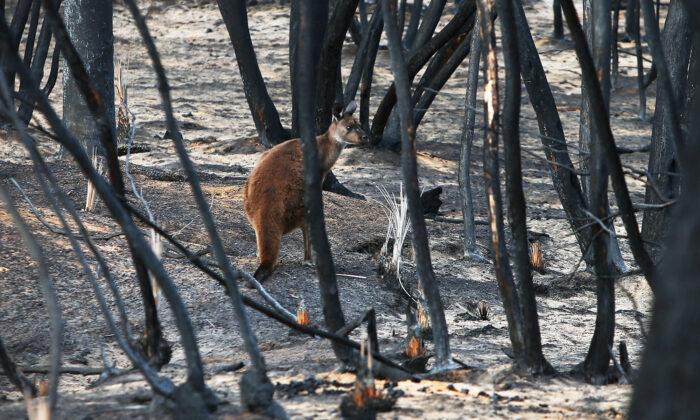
[553,0,564,38]
[53,0,172,369]
[578,0,628,274]
[559,0,658,290]
[628,10,700,413]
[403,0,423,49]
[511,0,596,270]
[382,0,454,372]
[217,0,288,147]
[371,0,477,147]
[641,0,690,263]
[495,0,550,374]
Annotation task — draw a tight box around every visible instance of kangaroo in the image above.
[243,101,367,283]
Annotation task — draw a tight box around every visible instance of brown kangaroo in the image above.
[243,101,367,283]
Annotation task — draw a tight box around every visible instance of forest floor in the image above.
[0,0,657,418]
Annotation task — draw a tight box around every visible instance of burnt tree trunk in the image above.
[217,0,288,147]
[578,0,628,275]
[17,2,58,125]
[631,0,647,119]
[477,0,529,370]
[409,0,447,51]
[382,0,454,372]
[579,0,616,383]
[403,0,423,49]
[290,0,300,137]
[50,0,173,369]
[560,0,658,290]
[297,0,354,367]
[512,0,596,270]
[344,6,383,105]
[371,0,476,147]
[62,0,114,155]
[412,19,477,127]
[316,0,360,132]
[628,14,700,416]
[641,0,690,263]
[553,0,564,38]
[496,0,550,374]
[458,18,485,261]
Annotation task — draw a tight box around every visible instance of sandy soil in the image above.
[0,0,656,418]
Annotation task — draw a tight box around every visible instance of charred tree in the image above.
[458,19,486,262]
[359,9,383,133]
[382,0,454,372]
[17,2,60,125]
[44,0,174,369]
[344,6,383,105]
[559,0,658,290]
[217,0,288,147]
[476,0,536,373]
[641,0,690,263]
[62,0,114,154]
[576,0,617,382]
[496,0,549,374]
[403,0,423,49]
[371,0,477,147]
[512,0,596,270]
[409,0,447,51]
[631,0,647,118]
[412,20,477,127]
[553,0,564,38]
[297,0,354,367]
[577,0,628,275]
[316,0,361,132]
[628,10,700,414]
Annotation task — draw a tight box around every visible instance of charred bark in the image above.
[477,0,530,371]
[553,0,564,38]
[382,0,454,372]
[316,0,361,132]
[578,0,629,275]
[458,17,485,262]
[512,0,596,270]
[217,0,288,147]
[496,0,550,374]
[628,16,700,416]
[403,0,423,49]
[642,0,690,263]
[344,7,383,105]
[559,0,658,292]
[409,0,446,51]
[413,22,476,128]
[298,0,354,367]
[371,0,476,146]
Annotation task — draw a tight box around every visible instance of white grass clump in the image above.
[376,184,411,278]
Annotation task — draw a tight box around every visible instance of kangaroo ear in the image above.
[332,114,338,122]
[343,101,357,116]
[332,102,343,120]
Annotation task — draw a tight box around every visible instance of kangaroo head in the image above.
[330,101,368,146]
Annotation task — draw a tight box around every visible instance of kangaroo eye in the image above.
[346,126,352,131]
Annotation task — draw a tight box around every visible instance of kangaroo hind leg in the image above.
[253,225,281,283]
[301,223,314,266]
